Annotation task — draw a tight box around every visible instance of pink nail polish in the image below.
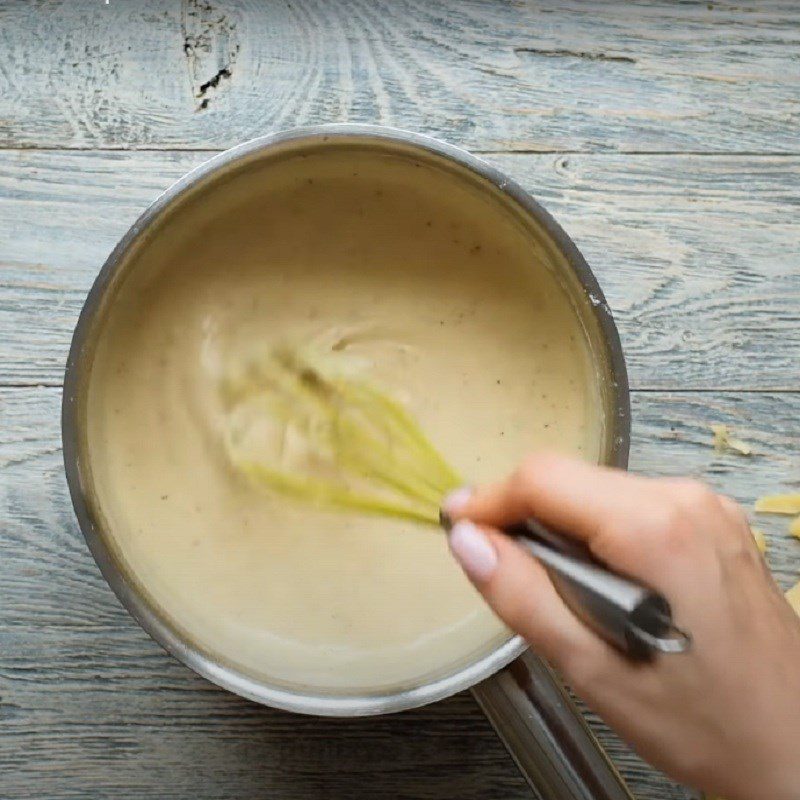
[448,520,497,583]
[443,486,473,516]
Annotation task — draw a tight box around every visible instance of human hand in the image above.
[444,454,800,800]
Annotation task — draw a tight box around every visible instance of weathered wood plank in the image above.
[1,149,798,389]
[2,386,798,799]
[1,0,798,153]
[2,2,797,798]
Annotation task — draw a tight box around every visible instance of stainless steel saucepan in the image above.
[63,125,633,800]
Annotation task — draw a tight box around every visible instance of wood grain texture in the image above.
[1,149,798,389]
[2,386,799,799]
[2,2,799,797]
[1,0,799,153]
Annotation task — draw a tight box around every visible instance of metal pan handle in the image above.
[471,650,634,800]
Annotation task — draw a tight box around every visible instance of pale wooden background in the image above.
[1,1,799,798]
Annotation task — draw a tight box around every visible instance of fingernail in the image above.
[448,520,497,583]
[443,486,473,516]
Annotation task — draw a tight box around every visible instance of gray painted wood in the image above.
[2,386,799,799]
[2,2,799,798]
[1,0,799,153]
[1,149,799,389]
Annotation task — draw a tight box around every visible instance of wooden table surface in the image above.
[1,2,798,798]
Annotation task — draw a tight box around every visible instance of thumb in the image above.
[448,519,623,681]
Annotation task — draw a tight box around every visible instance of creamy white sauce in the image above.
[85,149,603,694]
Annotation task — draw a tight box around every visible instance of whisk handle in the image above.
[506,518,691,661]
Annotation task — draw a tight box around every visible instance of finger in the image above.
[447,518,633,688]
[444,453,655,536]
[716,495,773,578]
[444,453,664,552]
[718,495,752,535]
[444,455,709,591]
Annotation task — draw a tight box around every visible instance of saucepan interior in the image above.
[63,126,629,716]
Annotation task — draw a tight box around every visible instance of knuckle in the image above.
[719,495,749,529]
[721,532,761,567]
[644,503,694,554]
[672,479,718,512]
[511,454,553,495]
[733,541,759,567]
[594,517,636,553]
[515,453,550,482]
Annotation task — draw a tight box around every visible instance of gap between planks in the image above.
[1,145,800,157]
[2,383,799,394]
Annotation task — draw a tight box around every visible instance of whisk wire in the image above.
[224,346,461,526]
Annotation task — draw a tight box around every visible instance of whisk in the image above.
[221,344,691,662]
[222,344,461,526]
